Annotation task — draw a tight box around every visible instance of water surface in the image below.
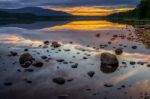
[0,19,150,99]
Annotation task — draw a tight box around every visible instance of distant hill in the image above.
[108,0,150,19]
[0,7,71,17]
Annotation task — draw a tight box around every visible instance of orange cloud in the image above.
[50,6,134,16]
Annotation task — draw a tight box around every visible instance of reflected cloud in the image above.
[100,64,119,74]
[0,34,42,45]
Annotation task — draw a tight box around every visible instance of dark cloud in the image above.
[0,0,141,8]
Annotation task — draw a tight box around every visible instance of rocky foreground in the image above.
[0,23,150,99]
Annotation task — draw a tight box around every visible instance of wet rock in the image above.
[24,78,32,84]
[33,61,43,67]
[115,48,123,55]
[147,64,150,67]
[71,63,78,68]
[56,59,65,62]
[96,33,100,37]
[51,41,61,48]
[10,51,18,56]
[53,77,66,85]
[24,49,28,52]
[24,69,34,72]
[83,57,88,59]
[67,78,74,82]
[87,71,95,77]
[64,49,71,51]
[130,61,136,65]
[19,53,34,68]
[41,56,47,60]
[137,62,145,65]
[4,82,12,86]
[43,41,50,45]
[104,83,113,87]
[121,85,126,88]
[58,94,68,99]
[132,46,137,49]
[101,52,119,67]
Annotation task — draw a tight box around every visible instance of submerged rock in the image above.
[19,53,34,68]
[53,77,66,85]
[115,48,123,55]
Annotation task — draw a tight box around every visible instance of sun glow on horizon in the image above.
[50,6,134,16]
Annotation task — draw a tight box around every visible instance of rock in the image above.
[24,69,34,72]
[58,94,68,99]
[115,48,123,55]
[32,61,43,67]
[43,41,49,45]
[83,57,88,59]
[24,49,28,52]
[24,78,32,84]
[104,83,113,87]
[10,51,18,56]
[87,71,95,77]
[51,41,61,48]
[4,82,12,86]
[41,56,47,60]
[147,64,150,67]
[71,63,78,68]
[96,33,100,37]
[67,78,74,82]
[53,77,66,85]
[130,61,136,65]
[132,46,137,49]
[19,53,33,68]
[101,52,119,67]
[56,59,65,62]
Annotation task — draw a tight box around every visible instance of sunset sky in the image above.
[0,0,141,16]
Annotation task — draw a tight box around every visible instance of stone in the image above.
[132,46,137,49]
[4,82,12,86]
[104,83,113,87]
[33,61,43,67]
[53,77,66,85]
[87,71,95,77]
[101,52,119,67]
[43,41,50,45]
[115,48,123,55]
[51,41,61,48]
[19,53,33,68]
[10,51,18,56]
[71,63,78,68]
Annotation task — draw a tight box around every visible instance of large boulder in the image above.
[19,53,34,68]
[101,52,119,66]
[100,52,119,73]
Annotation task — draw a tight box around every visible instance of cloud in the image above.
[0,0,141,8]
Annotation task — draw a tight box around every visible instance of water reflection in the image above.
[100,64,119,73]
[0,21,70,30]
[0,19,150,99]
[45,20,127,31]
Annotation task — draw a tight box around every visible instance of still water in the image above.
[0,20,150,99]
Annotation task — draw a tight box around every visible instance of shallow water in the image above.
[0,20,150,99]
